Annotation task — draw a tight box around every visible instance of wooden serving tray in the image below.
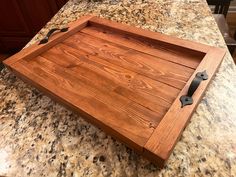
[3,15,226,167]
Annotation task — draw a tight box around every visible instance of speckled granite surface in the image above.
[1,0,236,176]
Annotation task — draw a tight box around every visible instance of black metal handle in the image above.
[39,27,69,45]
[180,70,208,107]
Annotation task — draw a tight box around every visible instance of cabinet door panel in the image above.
[0,0,68,53]
[56,0,69,8]
[0,36,31,52]
[17,0,58,34]
[0,0,30,36]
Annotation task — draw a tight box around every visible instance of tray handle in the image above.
[180,70,208,107]
[39,27,69,45]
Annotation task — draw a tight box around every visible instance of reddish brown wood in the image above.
[81,25,202,69]
[3,15,226,167]
[40,43,177,115]
[18,57,156,151]
[87,18,210,53]
[143,47,226,167]
[63,32,195,89]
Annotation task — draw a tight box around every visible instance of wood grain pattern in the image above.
[88,17,210,53]
[81,25,202,69]
[3,15,226,167]
[29,56,161,124]
[39,43,179,116]
[14,58,154,151]
[63,32,195,89]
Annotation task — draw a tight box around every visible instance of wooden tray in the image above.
[3,15,226,167]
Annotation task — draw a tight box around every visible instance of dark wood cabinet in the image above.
[0,0,68,53]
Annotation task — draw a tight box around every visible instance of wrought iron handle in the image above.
[180,70,208,107]
[39,27,69,45]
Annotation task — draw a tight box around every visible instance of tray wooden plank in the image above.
[3,15,226,167]
[63,32,195,89]
[28,56,160,124]
[40,44,178,114]
[85,20,206,69]
[87,17,210,53]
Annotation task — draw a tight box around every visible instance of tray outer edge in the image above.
[143,47,227,167]
[2,15,227,167]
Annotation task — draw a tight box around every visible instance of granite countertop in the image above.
[1,0,236,176]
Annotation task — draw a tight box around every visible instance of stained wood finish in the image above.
[3,15,226,167]
[16,58,155,151]
[81,25,202,69]
[63,33,194,89]
[40,44,177,113]
[144,47,226,166]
